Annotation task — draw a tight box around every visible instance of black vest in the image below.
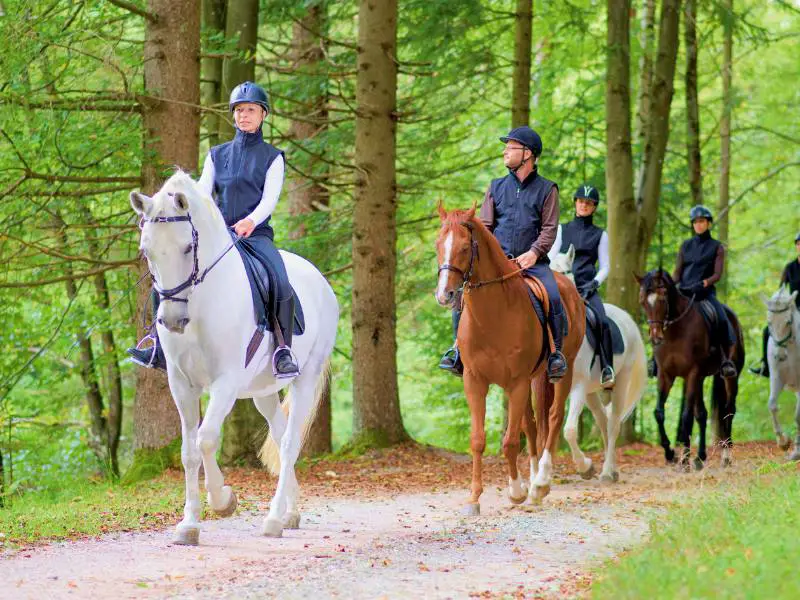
[561,215,603,287]
[209,128,283,239]
[679,231,722,292]
[490,168,557,261]
[784,260,800,308]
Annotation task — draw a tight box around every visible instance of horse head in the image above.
[130,171,224,334]
[435,201,480,307]
[765,287,798,353]
[635,268,677,346]
[549,244,576,282]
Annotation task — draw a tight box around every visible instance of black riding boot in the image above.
[598,321,615,389]
[126,289,167,372]
[749,326,770,378]
[439,308,463,376]
[547,308,567,383]
[272,296,300,378]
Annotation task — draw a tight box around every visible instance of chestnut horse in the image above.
[636,269,744,470]
[435,204,584,514]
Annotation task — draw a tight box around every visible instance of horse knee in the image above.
[197,429,220,456]
[502,438,520,458]
[564,425,578,444]
[470,433,486,455]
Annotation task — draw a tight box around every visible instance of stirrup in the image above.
[128,334,158,368]
[272,345,300,379]
[547,351,567,383]
[438,347,463,376]
[720,360,737,379]
[601,366,616,389]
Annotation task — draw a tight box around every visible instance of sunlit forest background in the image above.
[0,0,798,502]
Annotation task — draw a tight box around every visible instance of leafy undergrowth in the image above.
[591,462,800,600]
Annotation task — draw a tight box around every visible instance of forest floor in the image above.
[0,440,789,599]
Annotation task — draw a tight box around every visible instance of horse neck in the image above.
[464,230,523,314]
[192,208,231,268]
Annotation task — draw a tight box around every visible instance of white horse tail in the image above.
[259,358,331,475]
[621,332,648,423]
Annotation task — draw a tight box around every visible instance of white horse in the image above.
[550,246,647,482]
[764,288,800,460]
[130,171,338,544]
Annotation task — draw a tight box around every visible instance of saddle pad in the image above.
[585,305,625,355]
[234,236,305,336]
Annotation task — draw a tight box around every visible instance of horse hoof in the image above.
[508,492,527,505]
[172,525,200,546]
[262,518,284,538]
[693,457,705,472]
[600,471,618,484]
[665,448,676,464]
[778,435,791,451]
[284,512,301,529]
[212,487,238,518]
[533,485,551,501]
[463,503,480,516]
[579,462,596,480]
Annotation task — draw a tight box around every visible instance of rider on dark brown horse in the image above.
[674,205,738,379]
[750,232,800,377]
[439,126,567,382]
[549,185,615,388]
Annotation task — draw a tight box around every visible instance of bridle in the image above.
[141,212,241,304]
[645,284,695,332]
[768,303,795,348]
[437,223,523,292]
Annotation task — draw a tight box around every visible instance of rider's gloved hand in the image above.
[579,279,599,299]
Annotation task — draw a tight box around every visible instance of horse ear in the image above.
[436,199,447,222]
[633,272,643,284]
[567,244,575,261]
[173,192,189,212]
[130,191,152,217]
[466,199,477,220]
[791,290,799,303]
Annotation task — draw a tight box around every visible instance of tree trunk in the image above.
[127,0,200,482]
[511,0,533,128]
[633,0,656,155]
[287,2,332,457]
[717,0,733,295]
[351,0,406,446]
[202,0,226,149]
[217,0,259,140]
[685,0,703,206]
[79,205,123,478]
[217,0,263,467]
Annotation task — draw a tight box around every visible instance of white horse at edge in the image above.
[550,246,647,482]
[131,171,338,545]
[764,287,800,460]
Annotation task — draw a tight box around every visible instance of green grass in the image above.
[0,476,183,546]
[592,467,800,600]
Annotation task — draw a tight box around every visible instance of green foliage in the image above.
[120,439,182,486]
[592,470,800,599]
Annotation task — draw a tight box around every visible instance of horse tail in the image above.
[617,310,648,423]
[259,358,331,476]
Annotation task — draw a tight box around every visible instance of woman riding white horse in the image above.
[128,81,301,378]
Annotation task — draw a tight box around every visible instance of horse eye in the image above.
[183,244,192,255]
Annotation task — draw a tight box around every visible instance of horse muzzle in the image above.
[158,317,191,334]
[435,288,457,308]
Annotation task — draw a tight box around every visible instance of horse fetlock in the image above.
[578,460,595,480]
[210,486,237,517]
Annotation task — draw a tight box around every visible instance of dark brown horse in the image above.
[435,204,584,514]
[636,269,744,469]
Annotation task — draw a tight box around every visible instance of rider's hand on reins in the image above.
[515,250,538,270]
[233,217,256,238]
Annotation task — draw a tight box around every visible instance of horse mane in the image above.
[440,209,516,275]
[156,169,227,232]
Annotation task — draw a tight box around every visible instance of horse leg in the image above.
[533,370,572,499]
[789,391,800,461]
[655,372,676,463]
[563,384,594,479]
[719,375,738,467]
[262,368,320,537]
[170,377,203,546]
[503,381,529,505]
[521,391,538,491]
[601,390,622,483]
[197,379,238,517]
[463,374,489,516]
[768,379,789,450]
[253,394,300,528]
[693,385,708,471]
[676,375,699,472]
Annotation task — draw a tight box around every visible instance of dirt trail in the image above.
[0,443,782,599]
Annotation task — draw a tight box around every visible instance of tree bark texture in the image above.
[684,0,703,206]
[717,0,733,294]
[217,0,259,140]
[217,0,263,466]
[511,0,533,128]
[133,0,201,457]
[287,3,332,456]
[201,0,226,149]
[633,0,656,155]
[351,0,406,445]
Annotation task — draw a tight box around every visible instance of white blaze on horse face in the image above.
[436,232,455,305]
[647,292,658,308]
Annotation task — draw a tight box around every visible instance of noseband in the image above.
[142,212,241,304]
[768,303,795,347]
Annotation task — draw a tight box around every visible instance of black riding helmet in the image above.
[499,126,543,157]
[229,81,270,114]
[795,232,800,243]
[574,184,600,204]
[689,205,713,223]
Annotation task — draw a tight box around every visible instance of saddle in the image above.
[585,304,625,358]
[697,299,717,331]
[520,274,566,373]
